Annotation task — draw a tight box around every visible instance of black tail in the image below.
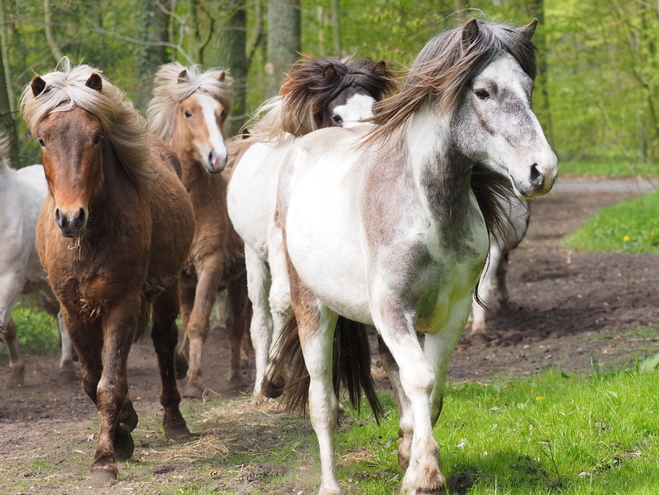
[266,314,382,422]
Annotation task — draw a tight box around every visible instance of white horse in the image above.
[265,19,557,494]
[469,195,530,338]
[0,139,72,387]
[227,56,394,398]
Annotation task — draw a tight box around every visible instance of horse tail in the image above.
[268,313,382,422]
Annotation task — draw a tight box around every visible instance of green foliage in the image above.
[563,191,659,253]
[560,159,659,178]
[3,303,60,356]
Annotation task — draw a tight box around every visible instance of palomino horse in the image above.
[147,62,250,399]
[266,19,557,494]
[21,62,194,486]
[469,195,530,339]
[0,138,73,386]
[227,56,395,398]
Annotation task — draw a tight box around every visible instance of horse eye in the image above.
[38,137,46,147]
[221,110,228,119]
[475,89,490,100]
[93,135,102,145]
[332,114,343,124]
[184,110,193,118]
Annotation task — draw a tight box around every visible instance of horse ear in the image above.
[85,73,103,92]
[215,70,226,82]
[371,60,387,76]
[240,126,250,139]
[178,70,189,83]
[461,18,480,48]
[31,76,47,97]
[323,63,337,79]
[519,18,538,40]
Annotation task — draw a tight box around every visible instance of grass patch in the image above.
[0,301,60,358]
[563,191,659,253]
[559,159,659,178]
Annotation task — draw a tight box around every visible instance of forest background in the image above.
[0,0,655,174]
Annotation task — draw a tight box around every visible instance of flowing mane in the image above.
[20,59,155,183]
[367,20,538,243]
[236,55,396,148]
[147,62,234,143]
[369,19,537,142]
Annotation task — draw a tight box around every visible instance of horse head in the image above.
[174,69,229,174]
[31,73,103,238]
[451,19,557,197]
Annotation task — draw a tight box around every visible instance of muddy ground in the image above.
[1,181,658,494]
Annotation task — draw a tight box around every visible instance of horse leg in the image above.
[2,318,25,388]
[176,276,195,380]
[378,336,413,472]
[152,286,190,440]
[244,245,273,398]
[469,247,502,338]
[181,267,219,399]
[290,266,341,495]
[264,225,291,393]
[374,297,445,495]
[225,273,250,389]
[57,310,77,381]
[89,300,141,486]
[494,252,510,305]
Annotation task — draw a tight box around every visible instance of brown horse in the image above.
[21,61,194,486]
[147,62,250,399]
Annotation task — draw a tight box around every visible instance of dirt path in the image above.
[1,179,658,493]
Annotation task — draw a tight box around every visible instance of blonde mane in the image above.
[20,59,155,183]
[147,62,234,143]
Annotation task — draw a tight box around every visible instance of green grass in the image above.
[329,366,659,494]
[0,301,60,358]
[562,191,659,253]
[559,158,659,178]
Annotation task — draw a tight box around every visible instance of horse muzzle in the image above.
[55,206,88,238]
[206,149,228,174]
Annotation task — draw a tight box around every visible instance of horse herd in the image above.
[1,18,557,494]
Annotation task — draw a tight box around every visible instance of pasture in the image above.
[1,183,658,494]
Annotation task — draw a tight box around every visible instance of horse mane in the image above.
[234,55,396,151]
[367,19,538,244]
[20,59,155,183]
[147,62,234,143]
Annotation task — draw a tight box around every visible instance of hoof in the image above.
[57,366,77,383]
[120,407,139,433]
[228,373,244,391]
[164,423,192,442]
[174,352,188,380]
[469,333,490,346]
[182,384,203,399]
[114,425,135,461]
[90,466,117,486]
[261,375,285,399]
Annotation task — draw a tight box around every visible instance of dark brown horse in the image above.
[147,62,250,398]
[21,61,194,486]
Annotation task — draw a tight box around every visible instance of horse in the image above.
[264,19,557,494]
[469,195,530,339]
[0,137,74,387]
[21,61,195,486]
[226,55,395,398]
[147,62,251,399]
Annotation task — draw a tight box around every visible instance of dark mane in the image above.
[280,55,397,136]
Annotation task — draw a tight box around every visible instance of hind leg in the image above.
[153,285,190,440]
[494,253,510,305]
[225,273,250,389]
[469,247,503,337]
[2,318,25,388]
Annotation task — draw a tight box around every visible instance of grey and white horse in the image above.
[264,19,557,495]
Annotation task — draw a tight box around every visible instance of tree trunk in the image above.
[330,0,341,56]
[136,0,171,112]
[202,0,249,137]
[265,0,301,97]
[0,39,18,168]
[43,0,63,64]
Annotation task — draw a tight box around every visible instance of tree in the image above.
[136,0,171,111]
[265,0,301,97]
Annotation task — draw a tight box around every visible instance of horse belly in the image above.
[285,172,372,324]
[228,143,281,259]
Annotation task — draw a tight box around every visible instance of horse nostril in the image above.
[76,207,87,229]
[530,164,544,187]
[54,208,65,228]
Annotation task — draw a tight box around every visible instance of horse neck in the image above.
[403,105,476,245]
